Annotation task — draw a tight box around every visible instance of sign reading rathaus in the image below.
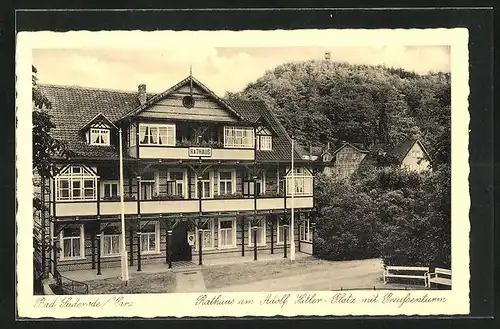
[188,147,212,157]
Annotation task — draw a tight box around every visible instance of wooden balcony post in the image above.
[283,224,288,259]
[137,176,141,212]
[129,226,134,266]
[53,237,58,275]
[96,232,101,275]
[241,216,245,256]
[167,226,172,269]
[96,177,100,217]
[198,228,203,265]
[311,222,316,256]
[197,177,202,213]
[137,230,142,272]
[253,226,258,261]
[270,216,274,254]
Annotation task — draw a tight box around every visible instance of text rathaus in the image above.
[36,75,316,275]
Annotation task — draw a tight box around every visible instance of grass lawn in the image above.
[202,256,333,289]
[84,271,176,294]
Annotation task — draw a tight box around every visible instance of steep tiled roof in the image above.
[39,84,305,162]
[391,139,417,162]
[40,84,140,159]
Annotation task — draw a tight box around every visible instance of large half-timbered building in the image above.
[38,75,315,275]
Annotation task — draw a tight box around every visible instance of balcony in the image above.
[53,196,313,218]
[138,146,254,161]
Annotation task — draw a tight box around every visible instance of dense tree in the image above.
[32,66,72,211]
[227,60,450,151]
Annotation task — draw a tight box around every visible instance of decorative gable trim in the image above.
[80,112,117,131]
[120,76,247,122]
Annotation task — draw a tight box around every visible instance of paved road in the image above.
[207,258,388,292]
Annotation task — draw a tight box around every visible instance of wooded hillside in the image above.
[228,60,451,268]
[226,60,450,162]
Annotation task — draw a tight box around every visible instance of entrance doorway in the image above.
[170,221,192,262]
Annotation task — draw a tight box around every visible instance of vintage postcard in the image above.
[17,28,469,318]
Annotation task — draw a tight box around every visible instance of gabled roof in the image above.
[80,112,117,131]
[39,83,305,162]
[332,142,369,156]
[392,138,432,162]
[120,76,246,122]
[360,139,431,166]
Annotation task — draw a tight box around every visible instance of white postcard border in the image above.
[16,28,470,318]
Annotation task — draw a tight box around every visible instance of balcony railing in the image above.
[53,195,314,218]
[137,145,255,161]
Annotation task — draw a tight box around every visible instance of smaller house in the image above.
[361,139,432,173]
[330,142,369,180]
[394,139,432,172]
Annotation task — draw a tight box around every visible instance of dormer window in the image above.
[258,135,272,151]
[255,126,272,151]
[81,113,117,147]
[90,128,110,146]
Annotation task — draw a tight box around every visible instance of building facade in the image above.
[38,76,315,274]
[330,143,369,179]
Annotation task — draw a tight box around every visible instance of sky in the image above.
[33,45,450,96]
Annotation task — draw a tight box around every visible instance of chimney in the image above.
[326,142,330,151]
[138,84,147,105]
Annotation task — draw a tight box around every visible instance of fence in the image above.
[335,286,427,291]
[48,259,89,295]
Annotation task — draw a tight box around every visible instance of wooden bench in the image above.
[427,268,451,288]
[383,266,430,287]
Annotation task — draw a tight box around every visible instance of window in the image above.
[257,135,272,151]
[140,181,155,200]
[167,170,185,197]
[196,171,213,199]
[248,220,266,246]
[128,124,136,147]
[243,171,265,196]
[90,128,110,146]
[218,170,235,195]
[218,219,236,248]
[101,226,121,257]
[60,225,84,260]
[56,165,97,201]
[223,126,254,148]
[139,124,176,146]
[197,219,214,249]
[277,221,286,244]
[286,167,313,196]
[300,218,311,242]
[103,181,119,199]
[140,222,160,254]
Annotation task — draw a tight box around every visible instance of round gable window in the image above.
[182,95,195,108]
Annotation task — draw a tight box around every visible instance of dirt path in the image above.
[207,258,386,292]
